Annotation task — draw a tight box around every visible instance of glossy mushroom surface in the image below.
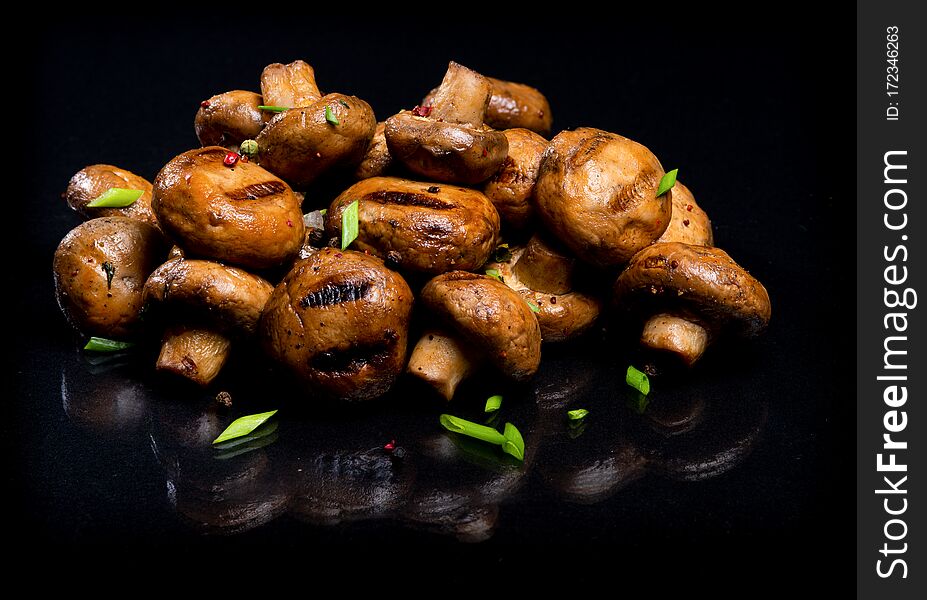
[655,181,713,246]
[482,128,547,230]
[194,90,268,148]
[65,164,159,229]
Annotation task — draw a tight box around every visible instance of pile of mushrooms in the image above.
[53,59,771,404]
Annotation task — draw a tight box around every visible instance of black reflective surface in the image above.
[12,16,854,591]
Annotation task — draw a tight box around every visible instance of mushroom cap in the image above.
[485,77,553,137]
[259,248,414,401]
[53,216,167,339]
[254,93,377,188]
[153,146,305,270]
[535,127,670,267]
[485,244,602,343]
[326,176,500,274]
[353,121,393,180]
[613,243,771,337]
[384,111,509,185]
[482,128,547,229]
[655,181,713,246]
[143,257,274,335]
[420,271,541,381]
[65,164,159,229]
[260,60,322,109]
[194,90,268,148]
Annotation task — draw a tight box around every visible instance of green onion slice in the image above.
[319,208,327,216]
[501,422,525,461]
[567,408,589,421]
[440,414,506,445]
[258,105,289,112]
[526,300,540,313]
[340,199,359,250]
[657,168,679,196]
[626,365,651,395]
[87,188,144,208]
[212,410,278,445]
[485,268,503,281]
[325,106,340,125]
[83,337,135,352]
[484,394,503,413]
[493,243,512,262]
[338,99,350,108]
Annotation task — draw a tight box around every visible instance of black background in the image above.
[10,15,855,593]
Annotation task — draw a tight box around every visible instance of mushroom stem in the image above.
[511,234,575,295]
[156,326,232,386]
[407,327,483,401]
[640,314,709,368]
[426,62,492,127]
[260,60,322,108]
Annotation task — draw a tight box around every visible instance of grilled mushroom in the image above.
[53,216,167,340]
[481,128,547,230]
[325,177,500,275]
[153,146,305,270]
[655,181,713,246]
[408,271,542,401]
[253,61,377,188]
[484,234,602,342]
[612,243,771,371]
[64,165,159,229]
[259,248,414,401]
[353,121,393,180]
[535,127,670,268]
[143,257,274,385]
[194,91,268,148]
[386,62,508,185]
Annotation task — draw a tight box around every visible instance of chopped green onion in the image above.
[87,188,144,208]
[567,408,589,421]
[338,99,350,108]
[212,410,278,445]
[101,261,116,289]
[657,168,678,196]
[340,199,359,250]
[485,268,503,282]
[484,394,503,413]
[325,106,340,125]
[319,208,327,216]
[626,365,651,395]
[526,300,540,313]
[501,422,525,461]
[439,414,506,445]
[493,243,512,262]
[258,105,289,112]
[83,337,135,352]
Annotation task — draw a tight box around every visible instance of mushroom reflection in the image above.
[60,353,151,437]
[149,397,292,535]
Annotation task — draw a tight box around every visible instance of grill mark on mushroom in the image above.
[610,170,661,213]
[299,280,373,308]
[363,190,457,210]
[226,181,288,201]
[311,335,397,374]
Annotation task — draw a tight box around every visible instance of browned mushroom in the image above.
[53,216,167,339]
[425,75,553,136]
[253,61,377,188]
[260,60,322,109]
[353,121,393,180]
[259,248,414,401]
[535,127,670,268]
[408,271,542,401]
[325,177,500,275]
[194,91,269,148]
[143,257,274,386]
[64,165,160,229]
[612,243,771,370]
[483,234,602,342]
[386,62,508,185]
[655,181,713,246]
[153,146,305,270]
[481,128,547,230]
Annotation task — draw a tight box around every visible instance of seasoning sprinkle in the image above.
[338,99,350,108]
[383,439,397,453]
[223,152,240,167]
[101,261,116,289]
[200,100,210,108]
[411,105,433,117]
[240,139,259,157]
